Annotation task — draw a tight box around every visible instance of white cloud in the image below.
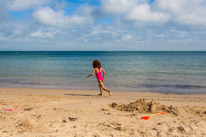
[154,0,206,26]
[31,31,53,38]
[7,0,51,11]
[30,27,60,38]
[32,7,87,28]
[126,4,170,24]
[154,0,184,13]
[122,34,132,40]
[76,25,119,43]
[76,4,96,21]
[70,15,86,24]
[55,1,67,10]
[89,26,117,36]
[100,0,137,15]
[94,0,170,24]
[97,0,206,26]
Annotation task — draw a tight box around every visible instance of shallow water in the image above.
[0,51,206,94]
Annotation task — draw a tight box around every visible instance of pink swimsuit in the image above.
[95,68,104,81]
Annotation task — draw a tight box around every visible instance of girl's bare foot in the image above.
[98,93,103,96]
[108,90,112,96]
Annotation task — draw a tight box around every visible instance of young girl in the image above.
[87,60,112,96]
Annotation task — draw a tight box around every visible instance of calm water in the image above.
[0,51,206,94]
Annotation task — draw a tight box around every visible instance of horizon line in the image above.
[0,50,206,52]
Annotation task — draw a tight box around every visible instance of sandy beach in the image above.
[0,87,206,137]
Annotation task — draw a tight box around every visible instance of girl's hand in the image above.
[87,69,95,78]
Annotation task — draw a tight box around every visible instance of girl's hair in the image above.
[93,59,102,68]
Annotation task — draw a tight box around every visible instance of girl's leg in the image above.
[98,80,112,96]
[99,87,103,96]
[98,81,103,96]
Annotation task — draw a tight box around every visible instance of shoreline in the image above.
[1,85,206,95]
[0,87,206,136]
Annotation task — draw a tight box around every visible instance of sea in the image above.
[0,51,205,94]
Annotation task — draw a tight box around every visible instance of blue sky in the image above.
[0,0,206,51]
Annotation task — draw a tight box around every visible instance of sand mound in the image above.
[110,99,178,115]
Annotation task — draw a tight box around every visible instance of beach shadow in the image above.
[64,94,98,97]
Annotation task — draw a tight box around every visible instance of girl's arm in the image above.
[101,68,106,79]
[87,69,95,78]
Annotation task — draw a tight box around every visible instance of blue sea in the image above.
[0,51,206,94]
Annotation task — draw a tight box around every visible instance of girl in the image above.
[87,60,112,96]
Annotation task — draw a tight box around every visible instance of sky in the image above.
[0,0,206,51]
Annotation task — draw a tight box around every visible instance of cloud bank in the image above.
[0,0,206,51]
[33,7,87,28]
